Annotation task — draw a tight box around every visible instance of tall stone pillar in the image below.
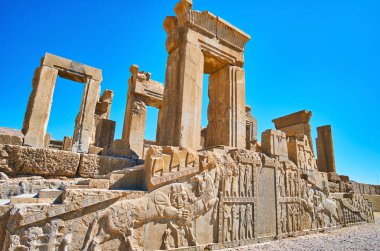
[122,96,147,158]
[158,42,204,150]
[23,66,58,148]
[72,79,100,153]
[206,65,246,148]
[316,125,336,173]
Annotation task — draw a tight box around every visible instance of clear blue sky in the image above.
[0,0,379,185]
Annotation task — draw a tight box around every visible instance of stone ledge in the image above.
[0,144,80,177]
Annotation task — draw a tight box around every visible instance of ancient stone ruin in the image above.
[0,0,379,250]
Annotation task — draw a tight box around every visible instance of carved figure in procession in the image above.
[245,204,253,239]
[232,166,239,197]
[239,164,246,197]
[223,204,232,242]
[224,168,232,197]
[245,165,253,197]
[239,205,246,239]
[231,204,239,241]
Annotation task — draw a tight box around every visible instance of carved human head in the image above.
[169,184,189,209]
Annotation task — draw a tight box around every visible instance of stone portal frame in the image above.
[22,53,102,153]
[158,0,250,150]
[122,65,164,158]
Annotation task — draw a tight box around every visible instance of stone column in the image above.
[23,66,58,148]
[206,65,246,148]
[316,125,336,173]
[72,79,100,153]
[122,96,147,158]
[158,42,204,150]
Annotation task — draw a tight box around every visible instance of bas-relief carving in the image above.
[1,148,375,251]
[1,1,377,251]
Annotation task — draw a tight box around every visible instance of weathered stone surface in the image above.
[108,139,133,158]
[94,119,115,154]
[122,65,164,158]
[0,127,23,146]
[206,65,246,149]
[328,172,341,182]
[0,144,80,177]
[245,106,258,150]
[0,172,9,180]
[78,154,136,178]
[0,1,377,250]
[22,66,58,148]
[62,136,72,151]
[316,125,336,173]
[109,165,144,190]
[143,146,199,191]
[22,53,103,153]
[0,176,79,199]
[261,129,288,161]
[364,195,380,212]
[287,135,317,172]
[42,53,102,82]
[159,2,251,151]
[272,110,314,154]
[72,79,101,153]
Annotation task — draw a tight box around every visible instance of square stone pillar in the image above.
[122,97,147,158]
[158,42,204,150]
[72,79,100,153]
[23,66,58,148]
[316,125,336,173]
[206,65,246,148]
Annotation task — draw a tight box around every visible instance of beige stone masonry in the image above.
[159,0,250,150]
[123,65,164,158]
[22,53,102,153]
[261,129,288,161]
[272,110,314,154]
[206,65,246,148]
[316,125,336,173]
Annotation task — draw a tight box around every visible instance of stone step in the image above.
[38,189,63,203]
[10,193,55,204]
[109,165,144,190]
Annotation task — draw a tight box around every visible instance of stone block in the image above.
[340,175,350,182]
[63,136,72,151]
[261,129,288,161]
[38,189,63,199]
[328,172,341,182]
[0,144,80,177]
[272,110,314,154]
[316,125,336,173]
[108,139,132,158]
[364,195,380,212]
[109,165,144,190]
[89,179,110,189]
[88,146,103,155]
[42,53,102,82]
[44,133,51,148]
[78,154,136,178]
[0,127,23,146]
[143,146,200,191]
[94,119,115,153]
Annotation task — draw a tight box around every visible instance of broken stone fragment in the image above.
[78,154,136,178]
[0,127,24,146]
[0,144,80,177]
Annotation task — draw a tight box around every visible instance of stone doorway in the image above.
[157,1,250,150]
[46,77,84,150]
[22,53,102,153]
